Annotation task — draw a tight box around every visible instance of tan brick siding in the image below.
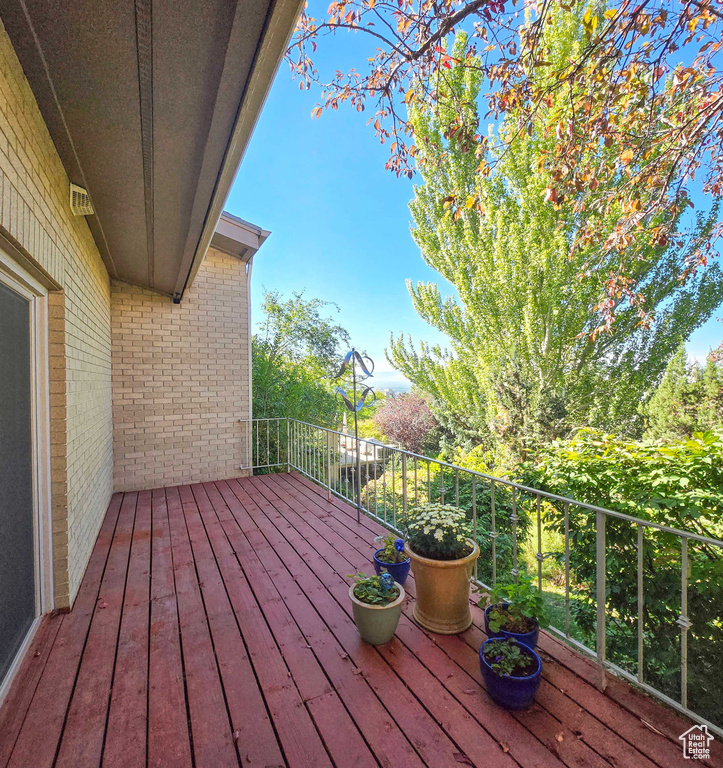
[0,21,113,607]
[111,248,251,491]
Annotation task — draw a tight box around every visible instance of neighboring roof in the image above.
[0,0,301,301]
[210,211,270,264]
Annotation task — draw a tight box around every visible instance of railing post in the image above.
[490,480,497,588]
[326,430,331,501]
[355,430,361,523]
[564,502,570,639]
[596,511,607,691]
[401,453,408,527]
[285,419,290,472]
[472,476,478,581]
[536,495,543,593]
[637,524,644,683]
[511,487,519,579]
[678,538,691,708]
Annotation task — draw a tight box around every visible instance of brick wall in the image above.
[111,248,251,491]
[0,21,113,607]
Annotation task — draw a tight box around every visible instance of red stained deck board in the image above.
[147,487,193,768]
[54,492,139,768]
[102,489,152,768]
[165,485,238,768]
[0,613,62,768]
[180,484,288,768]
[187,481,331,768]
[0,473,707,768]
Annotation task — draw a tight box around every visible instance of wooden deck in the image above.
[0,472,717,768]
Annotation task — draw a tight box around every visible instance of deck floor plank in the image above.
[0,473,702,768]
[53,492,138,768]
[102,490,152,768]
[147,487,193,768]
[195,481,335,768]
[165,485,238,768]
[4,493,123,768]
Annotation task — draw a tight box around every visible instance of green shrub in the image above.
[519,428,723,725]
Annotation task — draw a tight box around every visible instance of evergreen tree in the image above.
[643,347,723,439]
[388,14,723,457]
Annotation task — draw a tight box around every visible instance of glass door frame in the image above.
[0,245,53,703]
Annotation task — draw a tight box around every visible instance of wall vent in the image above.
[69,183,94,216]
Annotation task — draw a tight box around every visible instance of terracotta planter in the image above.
[349,582,405,645]
[406,538,479,634]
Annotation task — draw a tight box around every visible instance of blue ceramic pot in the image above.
[484,604,539,649]
[480,638,541,709]
[373,550,411,586]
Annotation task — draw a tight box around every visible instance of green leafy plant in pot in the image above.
[484,575,546,649]
[348,572,405,645]
[480,637,542,709]
[373,534,411,585]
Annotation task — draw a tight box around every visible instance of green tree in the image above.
[388,19,723,458]
[253,290,350,425]
[643,346,723,439]
[700,358,723,430]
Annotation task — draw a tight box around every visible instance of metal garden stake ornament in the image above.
[334,349,375,521]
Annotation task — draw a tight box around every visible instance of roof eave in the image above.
[174,0,302,301]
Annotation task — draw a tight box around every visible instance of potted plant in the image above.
[348,572,405,645]
[405,503,479,634]
[479,637,542,709]
[373,535,411,586]
[484,575,546,649]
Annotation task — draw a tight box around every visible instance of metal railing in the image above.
[240,417,723,734]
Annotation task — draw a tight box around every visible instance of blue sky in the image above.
[226,40,723,388]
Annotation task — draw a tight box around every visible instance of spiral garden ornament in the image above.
[334,349,375,520]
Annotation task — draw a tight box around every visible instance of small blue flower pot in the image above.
[373,550,411,586]
[480,638,541,709]
[484,604,539,649]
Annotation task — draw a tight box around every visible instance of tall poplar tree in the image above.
[388,13,723,457]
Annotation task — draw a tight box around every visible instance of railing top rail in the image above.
[243,417,723,549]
